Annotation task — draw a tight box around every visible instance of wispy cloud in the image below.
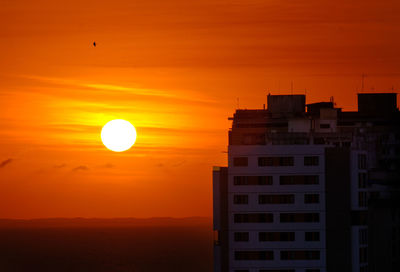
[72,165,89,171]
[19,75,215,104]
[99,163,114,168]
[0,158,13,168]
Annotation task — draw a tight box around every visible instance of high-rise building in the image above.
[213,93,400,272]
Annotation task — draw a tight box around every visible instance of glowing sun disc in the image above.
[101,119,137,152]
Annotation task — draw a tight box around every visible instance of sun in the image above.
[101,119,137,152]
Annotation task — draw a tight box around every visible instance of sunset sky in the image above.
[1,0,399,218]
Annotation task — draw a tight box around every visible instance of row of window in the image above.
[234,250,320,260]
[235,269,320,272]
[234,175,320,186]
[358,172,367,188]
[235,270,320,272]
[359,192,368,207]
[233,194,320,204]
[234,231,320,242]
[234,213,320,223]
[233,156,319,167]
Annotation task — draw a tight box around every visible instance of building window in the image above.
[280,213,320,223]
[235,251,274,260]
[280,250,320,260]
[305,270,320,272]
[234,213,274,223]
[280,175,319,185]
[358,173,367,188]
[235,270,249,272]
[358,154,367,169]
[214,230,220,245]
[359,247,368,263]
[259,232,295,242]
[359,192,368,207]
[304,194,320,204]
[259,194,294,204]
[234,176,273,186]
[359,229,368,245]
[260,270,295,272]
[305,232,320,241]
[351,211,368,225]
[314,137,325,144]
[234,194,248,205]
[234,157,248,167]
[234,232,249,242]
[304,156,319,166]
[258,157,294,166]
[320,123,330,129]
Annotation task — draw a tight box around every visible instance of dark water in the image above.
[0,221,213,272]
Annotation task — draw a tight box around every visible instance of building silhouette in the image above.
[213,93,400,272]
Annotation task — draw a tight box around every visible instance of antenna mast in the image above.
[361,73,365,92]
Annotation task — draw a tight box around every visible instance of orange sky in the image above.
[1,0,399,218]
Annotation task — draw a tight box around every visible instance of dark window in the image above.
[280,213,320,223]
[314,137,325,144]
[358,154,367,169]
[304,194,320,204]
[359,247,368,263]
[242,133,265,145]
[234,213,274,223]
[259,194,294,204]
[280,250,320,260]
[234,195,248,205]
[280,175,319,185]
[258,157,294,166]
[260,270,295,272]
[305,232,320,241]
[305,270,320,272]
[351,211,368,225]
[259,232,295,242]
[234,157,248,167]
[234,232,249,242]
[343,141,351,147]
[359,192,368,207]
[320,123,330,129]
[213,230,220,245]
[234,176,273,186]
[304,156,319,166]
[235,270,249,272]
[359,229,368,244]
[358,173,367,188]
[235,251,274,260]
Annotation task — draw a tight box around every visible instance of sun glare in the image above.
[101,119,137,152]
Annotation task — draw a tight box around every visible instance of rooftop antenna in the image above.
[361,73,365,92]
[237,97,240,109]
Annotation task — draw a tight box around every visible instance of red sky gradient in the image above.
[1,0,399,218]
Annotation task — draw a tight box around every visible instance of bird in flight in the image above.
[93,41,96,47]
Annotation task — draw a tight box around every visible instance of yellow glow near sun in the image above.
[101,119,137,152]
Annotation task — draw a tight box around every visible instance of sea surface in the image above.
[0,218,213,272]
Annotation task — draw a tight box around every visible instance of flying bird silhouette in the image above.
[93,41,96,47]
